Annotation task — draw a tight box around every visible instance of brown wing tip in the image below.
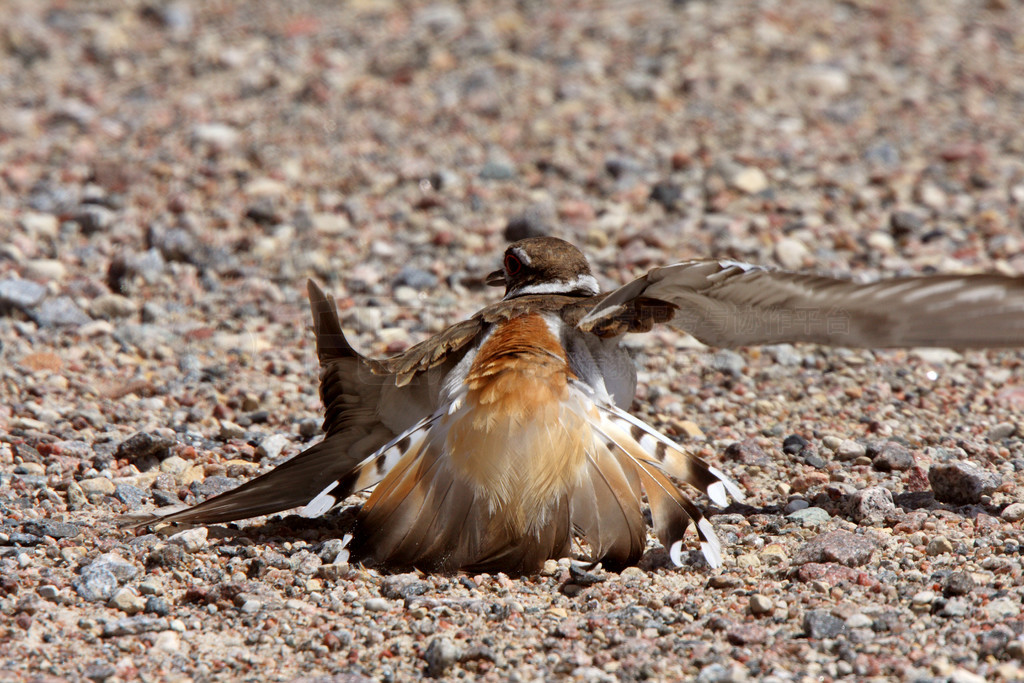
[307,280,360,361]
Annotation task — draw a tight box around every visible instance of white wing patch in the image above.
[301,480,341,518]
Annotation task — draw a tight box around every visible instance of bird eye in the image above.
[504,253,522,275]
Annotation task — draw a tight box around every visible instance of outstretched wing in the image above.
[581,260,1024,349]
[126,281,478,528]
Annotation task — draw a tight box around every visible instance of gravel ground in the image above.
[2,1,1024,681]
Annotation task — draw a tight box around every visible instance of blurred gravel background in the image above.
[1,1,1023,681]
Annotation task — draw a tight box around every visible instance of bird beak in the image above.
[486,269,505,287]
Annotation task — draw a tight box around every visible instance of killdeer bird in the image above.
[133,237,1024,573]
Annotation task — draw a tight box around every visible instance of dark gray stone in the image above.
[605,156,644,179]
[101,616,169,637]
[0,278,47,310]
[74,205,115,234]
[144,596,171,616]
[87,554,140,582]
[83,661,117,682]
[869,441,914,472]
[151,489,182,506]
[149,224,199,263]
[32,296,92,327]
[929,461,1001,504]
[382,574,430,601]
[793,529,877,567]
[889,210,924,237]
[298,417,320,438]
[423,636,461,677]
[649,181,683,210]
[393,266,439,291]
[942,571,975,597]
[114,484,149,507]
[116,432,175,460]
[803,610,847,639]
[75,567,118,602]
[783,434,810,455]
[22,521,81,539]
[7,532,44,545]
[190,475,237,499]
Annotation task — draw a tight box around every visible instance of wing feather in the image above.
[581,262,1024,349]
[600,404,745,505]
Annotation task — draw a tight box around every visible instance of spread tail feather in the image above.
[580,405,742,567]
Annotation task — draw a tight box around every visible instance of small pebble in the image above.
[835,440,867,461]
[297,417,320,438]
[926,536,954,556]
[710,350,745,377]
[192,122,240,150]
[38,585,60,601]
[911,590,937,611]
[749,594,773,615]
[116,431,175,460]
[782,434,809,455]
[90,293,138,319]
[74,567,118,602]
[159,456,190,476]
[649,181,683,210]
[364,598,390,612]
[985,599,1021,620]
[1001,502,1024,522]
[153,630,181,654]
[940,599,969,617]
[240,600,262,614]
[102,616,170,638]
[109,587,146,615]
[168,527,208,553]
[942,571,976,597]
[23,258,67,282]
[784,499,809,514]
[846,613,873,629]
[774,237,809,269]
[987,422,1017,441]
[731,166,769,194]
[786,507,831,527]
[257,434,290,461]
[846,486,895,522]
